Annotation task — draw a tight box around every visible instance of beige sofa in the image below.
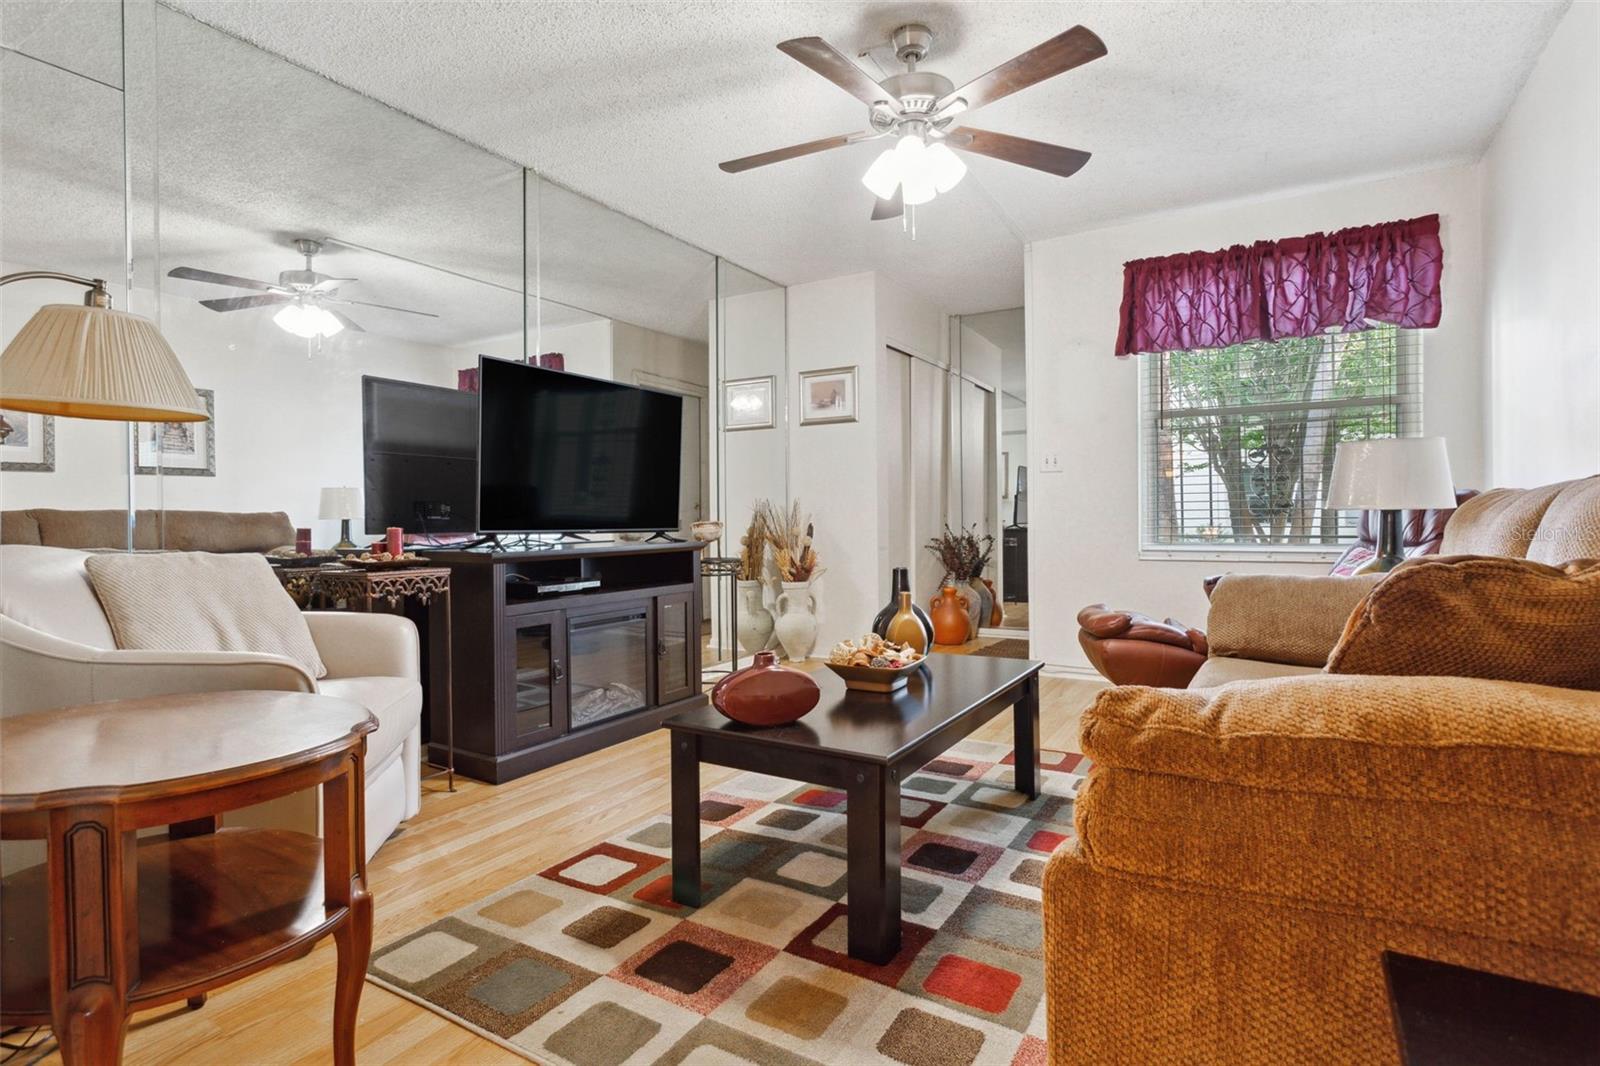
[1,507,295,552]
[1193,476,1600,686]
[0,545,421,860]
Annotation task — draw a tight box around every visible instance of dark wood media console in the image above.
[426,542,706,783]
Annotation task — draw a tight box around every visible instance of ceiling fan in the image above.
[167,238,439,339]
[720,23,1105,220]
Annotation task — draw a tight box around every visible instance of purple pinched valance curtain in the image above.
[1114,214,1443,357]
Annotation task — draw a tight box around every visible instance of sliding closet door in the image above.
[879,348,910,584]
[909,355,948,607]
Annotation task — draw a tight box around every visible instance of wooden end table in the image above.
[666,653,1042,963]
[0,691,377,1065]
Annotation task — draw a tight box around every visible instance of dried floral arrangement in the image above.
[766,500,823,584]
[926,524,995,582]
[735,504,770,581]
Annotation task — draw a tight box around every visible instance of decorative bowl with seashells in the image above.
[824,634,927,692]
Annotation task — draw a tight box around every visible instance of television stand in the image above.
[427,541,706,783]
[555,532,595,543]
[644,531,684,543]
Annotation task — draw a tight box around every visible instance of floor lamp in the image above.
[0,271,207,551]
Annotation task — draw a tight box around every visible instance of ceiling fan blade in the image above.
[948,127,1092,178]
[324,308,365,333]
[870,186,904,221]
[323,296,440,318]
[720,130,880,173]
[168,266,285,292]
[777,37,897,108]
[935,26,1106,115]
[197,293,291,312]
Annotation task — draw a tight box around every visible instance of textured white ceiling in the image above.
[164,0,1567,316]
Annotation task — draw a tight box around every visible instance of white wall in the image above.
[1025,163,1486,671]
[1482,1,1600,486]
[788,272,881,652]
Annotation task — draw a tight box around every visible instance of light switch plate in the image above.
[1040,452,1064,473]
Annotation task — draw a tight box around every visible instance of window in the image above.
[1142,325,1421,552]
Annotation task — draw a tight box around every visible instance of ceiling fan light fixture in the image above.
[900,170,937,206]
[861,147,902,200]
[925,141,967,193]
[274,300,344,340]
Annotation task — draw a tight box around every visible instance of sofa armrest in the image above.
[1206,572,1382,667]
[1075,674,1600,955]
[303,612,420,681]
[1,617,314,715]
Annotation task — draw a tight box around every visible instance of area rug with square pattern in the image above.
[367,738,1089,1066]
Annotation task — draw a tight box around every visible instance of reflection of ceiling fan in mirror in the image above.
[167,238,439,339]
[720,24,1105,221]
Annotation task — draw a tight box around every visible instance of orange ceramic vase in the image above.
[984,578,1003,626]
[929,585,971,645]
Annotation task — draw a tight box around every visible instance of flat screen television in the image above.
[362,376,478,535]
[477,357,683,534]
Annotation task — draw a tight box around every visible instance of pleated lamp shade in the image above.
[0,303,207,422]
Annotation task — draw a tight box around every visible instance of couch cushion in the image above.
[1076,674,1600,956]
[0,545,117,648]
[0,510,42,545]
[1526,476,1600,566]
[316,675,420,770]
[1440,483,1568,558]
[84,552,325,678]
[1190,656,1321,687]
[1206,572,1384,667]
[1327,555,1600,690]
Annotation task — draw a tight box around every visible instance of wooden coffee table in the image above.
[666,653,1042,963]
[0,691,376,1065]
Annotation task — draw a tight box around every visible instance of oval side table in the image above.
[0,690,377,1066]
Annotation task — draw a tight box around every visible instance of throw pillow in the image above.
[84,551,326,679]
[1326,555,1600,690]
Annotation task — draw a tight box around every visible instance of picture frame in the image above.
[798,365,858,425]
[0,409,55,472]
[723,375,776,431]
[136,387,215,476]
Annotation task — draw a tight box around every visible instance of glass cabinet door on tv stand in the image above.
[506,610,567,747]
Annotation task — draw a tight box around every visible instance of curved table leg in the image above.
[324,749,371,1066]
[47,806,134,1065]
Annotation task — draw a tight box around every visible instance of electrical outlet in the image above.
[1040,452,1064,473]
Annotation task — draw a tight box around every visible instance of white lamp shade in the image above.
[0,304,207,421]
[1324,437,1456,510]
[319,486,360,520]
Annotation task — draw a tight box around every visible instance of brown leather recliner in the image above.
[1082,492,1477,689]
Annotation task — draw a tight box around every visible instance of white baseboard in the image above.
[1041,662,1107,681]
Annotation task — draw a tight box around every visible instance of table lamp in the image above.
[1324,437,1456,572]
[319,486,361,549]
[1,271,207,549]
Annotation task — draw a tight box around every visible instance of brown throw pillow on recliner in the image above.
[1326,555,1600,690]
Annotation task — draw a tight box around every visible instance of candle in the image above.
[294,528,312,555]
[387,527,404,556]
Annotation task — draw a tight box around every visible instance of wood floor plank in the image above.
[24,671,1103,1065]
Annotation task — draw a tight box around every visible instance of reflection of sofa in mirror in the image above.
[0,545,421,859]
[1,508,294,552]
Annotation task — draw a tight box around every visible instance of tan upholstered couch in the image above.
[1192,476,1600,686]
[1,508,294,552]
[1043,673,1600,1064]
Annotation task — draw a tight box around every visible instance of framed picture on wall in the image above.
[136,388,215,476]
[0,409,55,472]
[799,365,857,425]
[724,375,775,431]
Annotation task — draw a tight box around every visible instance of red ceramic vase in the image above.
[711,651,821,726]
